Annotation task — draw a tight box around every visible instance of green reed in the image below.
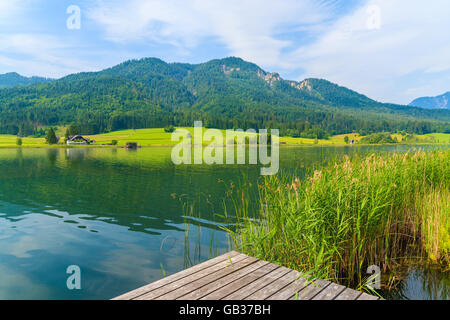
[222,149,450,292]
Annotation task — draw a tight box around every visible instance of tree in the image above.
[33,128,46,138]
[67,124,79,137]
[16,137,22,146]
[344,136,349,144]
[45,127,58,145]
[111,140,118,145]
[164,125,176,133]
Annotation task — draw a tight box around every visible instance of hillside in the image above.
[0,57,449,137]
[409,92,450,110]
[0,72,53,89]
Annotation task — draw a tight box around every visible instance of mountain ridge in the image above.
[0,72,53,88]
[0,57,449,136]
[409,92,450,110]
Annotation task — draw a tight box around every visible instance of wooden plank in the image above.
[179,260,270,300]
[334,287,363,300]
[289,279,330,300]
[222,265,291,300]
[244,269,300,300]
[266,274,310,300]
[199,262,280,300]
[134,253,250,300]
[153,256,260,300]
[357,292,379,300]
[115,251,379,301]
[113,250,240,300]
[312,282,346,300]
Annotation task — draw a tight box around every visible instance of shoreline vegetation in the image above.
[222,149,449,295]
[0,127,449,148]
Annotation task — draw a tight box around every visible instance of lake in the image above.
[0,145,447,299]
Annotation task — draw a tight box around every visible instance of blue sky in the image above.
[1,0,450,104]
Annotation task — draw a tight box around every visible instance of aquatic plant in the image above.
[223,149,450,291]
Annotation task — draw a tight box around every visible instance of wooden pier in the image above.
[113,251,379,300]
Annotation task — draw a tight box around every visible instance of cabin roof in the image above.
[68,135,89,141]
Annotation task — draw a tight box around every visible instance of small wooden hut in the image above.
[125,142,138,149]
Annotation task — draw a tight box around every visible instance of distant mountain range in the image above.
[409,92,450,110]
[0,57,449,136]
[0,72,53,88]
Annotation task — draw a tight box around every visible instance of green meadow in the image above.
[1,127,449,148]
[427,132,450,143]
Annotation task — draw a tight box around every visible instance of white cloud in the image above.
[89,0,450,103]
[291,0,450,103]
[0,33,101,77]
[88,0,336,69]
[0,0,18,16]
[0,0,33,25]
[0,1,100,77]
[2,0,449,104]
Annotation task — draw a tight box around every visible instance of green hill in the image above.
[0,57,449,137]
[0,72,53,89]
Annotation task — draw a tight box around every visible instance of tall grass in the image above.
[223,149,449,291]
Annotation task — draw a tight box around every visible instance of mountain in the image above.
[409,92,450,109]
[0,72,53,89]
[0,57,449,136]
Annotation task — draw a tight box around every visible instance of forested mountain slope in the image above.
[0,57,448,137]
[0,72,52,89]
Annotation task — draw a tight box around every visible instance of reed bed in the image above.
[223,149,450,291]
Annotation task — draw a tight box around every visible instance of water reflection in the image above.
[382,266,449,300]
[0,145,447,299]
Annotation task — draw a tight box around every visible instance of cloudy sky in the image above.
[0,0,449,104]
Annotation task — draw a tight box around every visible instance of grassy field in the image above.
[0,135,45,147]
[0,128,449,147]
[223,149,450,293]
[427,133,450,143]
[87,128,180,146]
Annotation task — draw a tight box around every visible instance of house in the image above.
[67,135,91,145]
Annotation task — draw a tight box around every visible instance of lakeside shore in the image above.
[1,142,449,149]
[1,128,449,148]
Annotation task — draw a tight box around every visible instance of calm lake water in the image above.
[0,145,447,300]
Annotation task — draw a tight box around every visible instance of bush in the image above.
[16,137,22,146]
[164,125,176,133]
[360,132,397,144]
[111,140,118,145]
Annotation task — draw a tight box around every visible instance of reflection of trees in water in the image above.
[46,148,58,165]
[0,148,236,240]
[65,148,91,163]
[416,266,449,300]
[15,148,24,166]
[46,148,94,166]
[382,266,449,300]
